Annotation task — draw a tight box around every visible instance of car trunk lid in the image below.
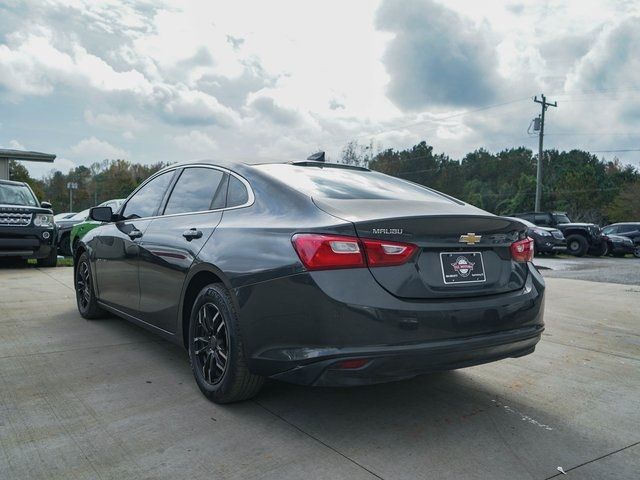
[314,198,529,299]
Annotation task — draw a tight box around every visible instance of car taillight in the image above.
[361,239,418,267]
[292,234,417,270]
[511,237,534,262]
[291,234,365,270]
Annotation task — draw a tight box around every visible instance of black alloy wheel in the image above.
[188,284,264,403]
[192,302,229,385]
[75,252,106,319]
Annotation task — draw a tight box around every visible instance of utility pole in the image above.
[533,94,557,211]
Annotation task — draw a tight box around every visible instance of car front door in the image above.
[92,170,175,316]
[137,166,228,332]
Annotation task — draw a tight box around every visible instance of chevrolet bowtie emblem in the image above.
[459,233,482,245]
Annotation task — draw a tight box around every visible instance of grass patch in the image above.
[27,257,74,267]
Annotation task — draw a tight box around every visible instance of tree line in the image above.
[8,140,639,223]
[9,159,168,213]
[342,140,639,224]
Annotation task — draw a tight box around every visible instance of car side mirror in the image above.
[40,201,52,209]
[90,206,114,223]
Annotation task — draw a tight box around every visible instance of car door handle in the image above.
[128,229,143,240]
[183,228,203,241]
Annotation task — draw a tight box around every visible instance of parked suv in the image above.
[602,223,640,258]
[512,212,606,257]
[0,179,57,267]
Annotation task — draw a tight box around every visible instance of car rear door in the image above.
[92,170,175,316]
[137,166,228,333]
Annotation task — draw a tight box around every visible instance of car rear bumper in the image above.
[270,325,542,386]
[535,238,566,253]
[236,263,545,386]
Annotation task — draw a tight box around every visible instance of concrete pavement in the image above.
[0,266,638,479]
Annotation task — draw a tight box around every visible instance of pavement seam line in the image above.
[252,399,385,480]
[543,440,640,479]
[0,340,155,360]
[542,338,640,362]
[37,266,76,291]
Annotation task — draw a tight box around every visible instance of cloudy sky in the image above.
[1,0,639,178]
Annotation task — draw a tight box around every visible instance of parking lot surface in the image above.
[534,255,640,285]
[1,266,638,479]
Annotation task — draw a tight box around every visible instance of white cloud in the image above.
[1,0,639,177]
[69,137,129,161]
[8,139,25,149]
[162,89,239,127]
[84,110,145,132]
[172,130,219,155]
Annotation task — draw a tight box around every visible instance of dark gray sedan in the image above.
[73,159,545,403]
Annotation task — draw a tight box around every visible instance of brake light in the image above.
[292,234,418,270]
[292,234,365,270]
[361,239,418,266]
[336,358,369,369]
[511,237,534,262]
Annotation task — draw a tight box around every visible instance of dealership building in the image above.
[0,149,56,180]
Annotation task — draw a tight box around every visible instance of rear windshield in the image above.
[255,164,458,203]
[0,183,38,206]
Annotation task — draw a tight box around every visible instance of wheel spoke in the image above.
[194,337,210,355]
[198,308,211,334]
[193,302,228,385]
[215,358,224,371]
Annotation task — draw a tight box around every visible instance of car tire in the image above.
[75,252,107,319]
[566,235,588,257]
[37,247,58,268]
[591,242,608,257]
[188,283,264,404]
[634,246,640,258]
[59,233,72,257]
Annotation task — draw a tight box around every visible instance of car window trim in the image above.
[120,169,178,220]
[160,167,227,216]
[120,164,254,221]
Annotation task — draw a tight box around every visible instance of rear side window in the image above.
[534,214,551,226]
[164,167,226,215]
[227,176,249,207]
[122,171,174,219]
[618,225,636,233]
[254,164,457,202]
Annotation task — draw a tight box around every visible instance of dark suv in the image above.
[0,179,57,267]
[602,223,640,258]
[512,212,606,257]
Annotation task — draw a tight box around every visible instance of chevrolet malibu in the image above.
[74,159,545,403]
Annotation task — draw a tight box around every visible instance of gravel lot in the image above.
[0,265,638,479]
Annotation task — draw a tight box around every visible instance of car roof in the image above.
[608,222,639,226]
[166,158,369,172]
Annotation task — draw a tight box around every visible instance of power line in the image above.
[345,96,532,143]
[589,148,640,153]
[550,87,640,97]
[545,132,637,136]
